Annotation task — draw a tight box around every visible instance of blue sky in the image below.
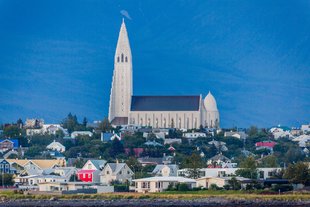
[0,0,309,128]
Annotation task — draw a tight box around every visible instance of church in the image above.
[108,20,220,129]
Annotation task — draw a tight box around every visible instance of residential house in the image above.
[77,159,106,183]
[164,138,182,145]
[196,176,252,189]
[152,164,179,176]
[0,139,19,153]
[144,140,163,147]
[37,182,114,193]
[7,159,66,175]
[255,141,276,151]
[100,162,134,185]
[178,168,282,180]
[71,131,93,139]
[208,140,228,151]
[101,132,121,142]
[133,176,196,193]
[224,131,247,139]
[269,126,293,139]
[207,154,237,168]
[301,124,310,134]
[183,132,207,141]
[46,140,66,152]
[138,155,173,166]
[0,159,16,174]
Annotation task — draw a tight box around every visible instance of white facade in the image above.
[99,163,134,185]
[301,124,310,134]
[108,21,220,129]
[71,131,93,138]
[183,132,207,139]
[108,19,132,124]
[133,176,196,193]
[46,140,66,152]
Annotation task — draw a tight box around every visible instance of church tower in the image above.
[108,19,132,125]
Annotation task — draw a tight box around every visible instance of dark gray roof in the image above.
[131,96,200,111]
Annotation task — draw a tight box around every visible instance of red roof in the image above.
[255,141,276,148]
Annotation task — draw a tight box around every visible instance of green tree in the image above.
[62,113,79,133]
[247,126,258,137]
[235,157,258,179]
[126,156,142,178]
[259,155,278,168]
[182,153,205,179]
[98,118,112,132]
[284,162,310,185]
[3,125,21,138]
[227,177,241,190]
[109,138,125,158]
[0,174,14,186]
[82,117,88,127]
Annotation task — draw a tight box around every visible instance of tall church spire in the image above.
[108,20,133,125]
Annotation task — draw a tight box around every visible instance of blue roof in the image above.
[131,96,200,111]
[0,139,19,149]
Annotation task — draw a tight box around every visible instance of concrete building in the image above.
[108,20,220,129]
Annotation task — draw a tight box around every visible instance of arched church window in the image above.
[125,56,128,62]
[210,120,213,128]
[121,53,124,62]
[117,56,120,62]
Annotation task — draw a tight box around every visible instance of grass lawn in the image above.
[0,190,310,201]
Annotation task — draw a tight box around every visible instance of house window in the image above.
[106,171,110,175]
[88,174,91,178]
[127,171,130,174]
[88,163,92,169]
[125,56,128,62]
[119,171,122,175]
[117,56,120,62]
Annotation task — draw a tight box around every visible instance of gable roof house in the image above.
[77,159,107,183]
[0,139,19,153]
[46,140,66,152]
[152,164,179,177]
[99,162,134,185]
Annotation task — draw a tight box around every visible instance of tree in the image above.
[235,157,258,179]
[284,162,310,185]
[98,118,112,132]
[247,126,258,137]
[126,157,142,178]
[0,174,14,186]
[109,138,125,158]
[3,125,21,138]
[82,117,88,127]
[259,155,278,168]
[62,113,79,133]
[182,153,205,179]
[227,177,241,190]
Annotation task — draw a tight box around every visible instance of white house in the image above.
[46,140,66,152]
[207,154,237,168]
[269,127,293,139]
[301,124,310,134]
[99,162,134,185]
[178,168,282,180]
[133,176,196,193]
[224,131,247,139]
[71,131,93,139]
[152,164,179,177]
[196,176,251,189]
[183,132,207,140]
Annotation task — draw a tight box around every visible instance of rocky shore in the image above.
[1,198,310,207]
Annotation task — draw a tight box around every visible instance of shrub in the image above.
[272,184,293,192]
[209,184,219,190]
[177,183,190,191]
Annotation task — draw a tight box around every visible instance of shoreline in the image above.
[1,198,310,207]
